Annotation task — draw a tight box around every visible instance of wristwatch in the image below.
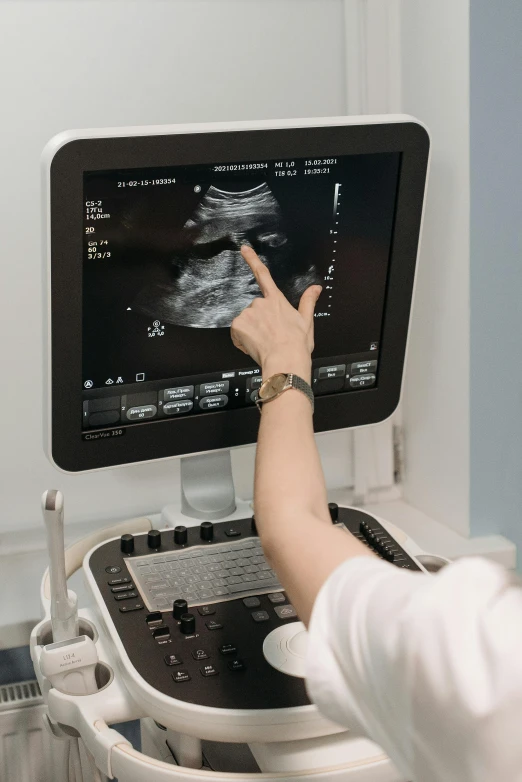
[256,373,314,413]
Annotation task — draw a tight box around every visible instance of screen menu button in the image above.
[349,374,376,389]
[199,381,230,396]
[351,360,377,375]
[126,404,157,421]
[163,400,194,415]
[317,364,345,380]
[313,364,345,394]
[199,395,228,411]
[163,385,194,401]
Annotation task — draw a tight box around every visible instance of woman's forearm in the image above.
[254,352,374,625]
[230,246,374,624]
[255,351,330,529]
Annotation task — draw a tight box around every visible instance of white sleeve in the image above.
[305,555,522,782]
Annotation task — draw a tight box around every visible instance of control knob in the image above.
[120,534,134,554]
[328,502,339,523]
[174,525,188,546]
[180,613,196,634]
[148,529,162,549]
[200,521,214,542]
[173,599,188,620]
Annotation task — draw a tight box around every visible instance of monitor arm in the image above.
[180,450,237,521]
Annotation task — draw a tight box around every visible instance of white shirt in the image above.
[306,556,522,782]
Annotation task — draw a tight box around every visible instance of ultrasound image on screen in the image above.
[132,183,320,328]
[83,153,401,391]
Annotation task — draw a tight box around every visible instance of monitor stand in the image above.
[161,449,252,527]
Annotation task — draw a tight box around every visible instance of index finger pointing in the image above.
[241,245,278,297]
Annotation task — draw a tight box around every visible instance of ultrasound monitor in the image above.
[44,116,429,483]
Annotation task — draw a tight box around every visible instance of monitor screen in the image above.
[82,152,400,430]
[46,118,429,470]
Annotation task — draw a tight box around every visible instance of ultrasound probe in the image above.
[42,489,79,642]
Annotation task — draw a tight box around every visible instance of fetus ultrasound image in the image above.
[133,183,320,328]
[83,153,401,388]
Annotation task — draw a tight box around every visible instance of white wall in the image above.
[0,0,347,535]
[400,0,471,536]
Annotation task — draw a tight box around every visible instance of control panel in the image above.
[86,507,419,711]
[82,352,379,432]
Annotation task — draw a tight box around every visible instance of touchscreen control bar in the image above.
[82,353,379,431]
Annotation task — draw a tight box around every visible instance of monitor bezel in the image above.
[44,116,429,472]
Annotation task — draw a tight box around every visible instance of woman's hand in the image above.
[230,246,322,382]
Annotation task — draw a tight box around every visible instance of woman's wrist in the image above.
[262,348,312,384]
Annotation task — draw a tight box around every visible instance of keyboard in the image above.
[128,537,282,611]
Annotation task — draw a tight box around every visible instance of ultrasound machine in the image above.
[31,115,436,782]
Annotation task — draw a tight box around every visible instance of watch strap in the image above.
[288,373,315,412]
[256,373,314,413]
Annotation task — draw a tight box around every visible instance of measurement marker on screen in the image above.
[333,183,341,217]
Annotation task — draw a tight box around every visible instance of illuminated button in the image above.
[163,385,194,401]
[317,364,345,380]
[199,381,229,396]
[351,360,377,375]
[126,405,157,421]
[163,400,193,415]
[349,374,376,389]
[199,395,228,411]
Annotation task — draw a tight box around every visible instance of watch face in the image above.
[259,373,288,401]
